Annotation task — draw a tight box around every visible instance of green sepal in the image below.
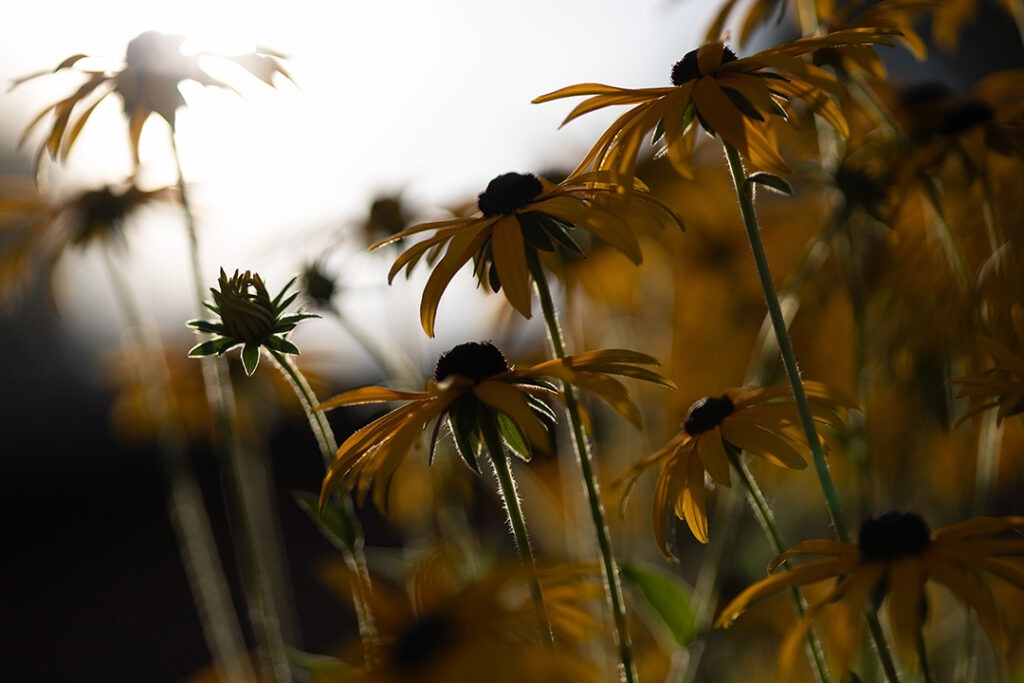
[202,301,220,315]
[496,411,531,462]
[187,319,226,334]
[241,343,261,376]
[188,338,232,357]
[519,213,556,252]
[427,414,445,466]
[273,277,300,307]
[449,402,482,474]
[651,118,666,146]
[294,491,360,554]
[264,335,300,355]
[723,86,764,122]
[536,214,585,258]
[621,560,699,646]
[746,172,793,196]
[526,394,558,425]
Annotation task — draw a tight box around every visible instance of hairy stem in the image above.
[172,133,293,682]
[723,141,901,683]
[479,410,554,647]
[267,349,379,664]
[528,251,638,683]
[102,249,255,682]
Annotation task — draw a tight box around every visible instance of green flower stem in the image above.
[266,349,379,663]
[723,141,901,683]
[478,410,555,647]
[102,250,255,683]
[327,301,420,386]
[722,141,848,541]
[724,445,831,683]
[171,133,293,683]
[528,251,638,683]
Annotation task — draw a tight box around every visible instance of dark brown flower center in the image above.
[939,99,994,136]
[477,173,543,217]
[434,341,510,382]
[671,46,737,86]
[858,511,932,561]
[73,187,131,244]
[683,394,734,435]
[301,261,337,306]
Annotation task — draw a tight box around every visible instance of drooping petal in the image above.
[490,217,533,319]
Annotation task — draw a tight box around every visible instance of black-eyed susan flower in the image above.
[375,171,683,337]
[187,268,316,376]
[316,341,674,511]
[0,177,176,306]
[533,28,899,183]
[618,382,854,552]
[715,512,1024,676]
[14,30,294,166]
[951,303,1024,425]
[896,70,1024,182]
[319,553,600,683]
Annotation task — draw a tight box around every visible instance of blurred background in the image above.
[2,0,1022,680]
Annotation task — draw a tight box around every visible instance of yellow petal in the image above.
[473,380,552,454]
[419,225,491,337]
[682,451,709,544]
[490,217,533,319]
[886,559,927,660]
[316,386,431,412]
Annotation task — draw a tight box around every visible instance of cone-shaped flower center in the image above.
[477,173,543,217]
[858,511,932,561]
[301,261,337,307]
[125,31,187,74]
[73,187,131,244]
[939,99,994,136]
[671,46,738,86]
[683,394,734,435]
[434,341,510,382]
[214,270,277,344]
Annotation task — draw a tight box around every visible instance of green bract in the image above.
[187,268,317,376]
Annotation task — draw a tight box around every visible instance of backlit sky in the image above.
[0,0,712,370]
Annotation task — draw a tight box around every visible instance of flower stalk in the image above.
[527,249,638,683]
[722,140,901,683]
[266,348,379,663]
[171,134,294,683]
[478,408,555,647]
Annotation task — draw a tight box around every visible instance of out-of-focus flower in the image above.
[618,382,853,551]
[0,177,175,306]
[716,512,1024,677]
[376,170,683,337]
[702,0,836,46]
[14,30,294,166]
[896,71,1024,182]
[533,28,899,182]
[951,303,1024,425]
[316,341,673,510]
[187,268,316,376]
[932,0,1024,51]
[318,552,601,682]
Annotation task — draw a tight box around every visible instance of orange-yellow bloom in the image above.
[376,171,683,337]
[317,342,673,510]
[716,512,1024,677]
[533,28,899,183]
[950,303,1024,425]
[618,382,853,553]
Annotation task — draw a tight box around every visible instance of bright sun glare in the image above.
[1,0,707,363]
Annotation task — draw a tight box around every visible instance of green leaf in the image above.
[294,491,360,554]
[746,172,793,196]
[241,343,261,376]
[621,560,698,646]
[265,335,300,355]
[496,411,531,462]
[287,645,355,681]
[188,339,226,357]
